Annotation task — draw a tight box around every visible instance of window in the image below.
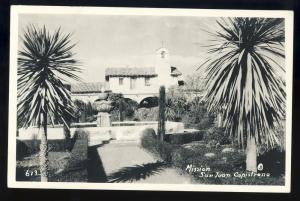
[119,78,124,85]
[130,77,136,89]
[145,77,151,86]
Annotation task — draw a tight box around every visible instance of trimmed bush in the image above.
[141,128,156,139]
[69,129,89,161]
[52,129,89,182]
[165,131,205,145]
[141,128,175,163]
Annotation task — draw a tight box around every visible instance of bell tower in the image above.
[155,47,172,88]
[156,47,169,63]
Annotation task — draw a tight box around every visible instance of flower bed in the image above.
[140,129,285,185]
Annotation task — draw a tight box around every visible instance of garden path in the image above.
[96,141,193,184]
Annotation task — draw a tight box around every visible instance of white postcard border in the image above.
[8,5,294,193]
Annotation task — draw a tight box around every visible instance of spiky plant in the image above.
[17,25,81,181]
[200,18,285,172]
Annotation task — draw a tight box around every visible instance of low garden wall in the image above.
[17,121,185,143]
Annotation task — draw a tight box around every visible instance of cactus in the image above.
[119,97,124,122]
[158,86,166,142]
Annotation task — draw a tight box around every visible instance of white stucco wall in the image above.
[105,47,182,101]
[108,76,159,95]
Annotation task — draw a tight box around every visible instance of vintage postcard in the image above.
[8,6,293,192]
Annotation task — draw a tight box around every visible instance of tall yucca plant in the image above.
[17,25,81,181]
[200,18,285,172]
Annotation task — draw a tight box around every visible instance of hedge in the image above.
[71,123,97,128]
[140,128,175,163]
[50,129,89,182]
[165,131,205,145]
[16,128,89,160]
[17,139,68,159]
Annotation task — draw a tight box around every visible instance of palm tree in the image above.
[17,25,81,181]
[200,18,285,172]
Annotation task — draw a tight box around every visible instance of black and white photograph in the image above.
[8,6,293,192]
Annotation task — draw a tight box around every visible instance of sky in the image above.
[18,14,219,83]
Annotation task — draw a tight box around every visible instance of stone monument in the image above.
[93,91,114,127]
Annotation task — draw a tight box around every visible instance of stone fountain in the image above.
[93,91,114,127]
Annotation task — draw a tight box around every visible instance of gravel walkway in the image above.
[96,140,193,184]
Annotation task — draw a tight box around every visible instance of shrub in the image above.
[18,139,69,155]
[140,128,175,163]
[202,127,231,145]
[181,100,215,130]
[196,117,215,130]
[73,100,98,123]
[165,131,205,145]
[135,107,158,121]
[108,93,138,121]
[141,128,156,139]
[141,131,283,185]
[16,140,30,160]
[171,147,195,169]
[65,129,89,168]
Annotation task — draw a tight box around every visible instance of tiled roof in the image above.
[71,82,105,93]
[105,67,157,77]
[171,66,182,76]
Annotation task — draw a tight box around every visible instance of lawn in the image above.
[16,129,89,182]
[16,151,88,182]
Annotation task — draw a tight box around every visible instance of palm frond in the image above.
[201,18,285,148]
[17,25,81,128]
[107,161,168,183]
